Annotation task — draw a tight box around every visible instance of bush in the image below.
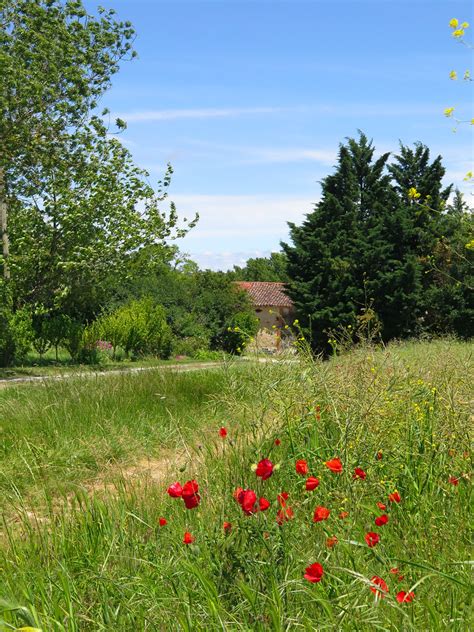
[172,335,210,358]
[0,307,34,366]
[192,349,224,361]
[220,311,260,355]
[96,297,172,360]
[63,319,84,362]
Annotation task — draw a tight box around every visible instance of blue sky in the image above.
[88,0,472,269]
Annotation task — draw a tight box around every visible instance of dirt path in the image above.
[0,361,226,389]
[0,356,293,389]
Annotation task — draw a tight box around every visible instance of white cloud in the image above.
[115,106,286,122]
[116,102,460,124]
[173,193,316,269]
[241,147,336,165]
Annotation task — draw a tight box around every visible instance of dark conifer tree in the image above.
[283,133,393,351]
[283,135,460,352]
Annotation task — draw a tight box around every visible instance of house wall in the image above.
[254,305,293,330]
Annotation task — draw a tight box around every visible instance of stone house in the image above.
[235,281,294,331]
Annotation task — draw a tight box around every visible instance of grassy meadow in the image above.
[0,340,472,631]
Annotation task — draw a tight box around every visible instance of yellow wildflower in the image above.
[452,29,465,38]
[443,107,455,117]
[461,22,469,29]
[449,70,457,80]
[408,187,421,199]
[449,18,459,28]
[464,70,471,80]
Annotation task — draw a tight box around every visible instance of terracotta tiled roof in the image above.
[235,282,293,307]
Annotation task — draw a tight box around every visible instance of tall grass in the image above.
[0,340,472,630]
[0,368,236,511]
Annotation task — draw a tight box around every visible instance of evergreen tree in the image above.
[282,134,378,352]
[283,134,458,352]
[424,191,474,337]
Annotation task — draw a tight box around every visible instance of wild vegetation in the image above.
[1,1,472,371]
[0,340,472,630]
[0,3,472,630]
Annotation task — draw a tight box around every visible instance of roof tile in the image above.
[235,282,293,307]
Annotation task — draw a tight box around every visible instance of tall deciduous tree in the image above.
[0,0,136,280]
[9,125,197,320]
[229,252,289,282]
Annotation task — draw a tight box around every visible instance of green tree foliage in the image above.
[0,0,136,280]
[229,252,289,282]
[111,264,254,352]
[9,128,196,320]
[283,133,471,353]
[220,311,260,355]
[95,298,172,359]
[0,0,197,365]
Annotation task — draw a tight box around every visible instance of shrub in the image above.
[96,297,172,360]
[220,311,260,355]
[63,319,84,362]
[192,349,223,361]
[172,335,210,358]
[0,306,34,366]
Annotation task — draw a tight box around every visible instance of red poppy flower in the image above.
[313,506,330,522]
[219,427,228,438]
[375,514,389,526]
[370,576,388,598]
[259,497,270,511]
[237,489,258,514]
[396,591,415,603]
[339,511,349,519]
[388,491,401,503]
[306,476,320,491]
[159,517,167,526]
[223,521,232,532]
[304,562,324,583]
[167,482,183,497]
[274,438,281,446]
[296,459,309,475]
[353,467,366,480]
[183,531,194,544]
[365,531,380,547]
[181,480,201,509]
[233,487,244,501]
[376,502,387,511]
[277,492,289,506]
[325,458,343,473]
[449,476,459,486]
[255,458,274,480]
[326,535,338,548]
[276,506,294,525]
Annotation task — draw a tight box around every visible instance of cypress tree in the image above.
[283,135,459,352]
[282,133,393,352]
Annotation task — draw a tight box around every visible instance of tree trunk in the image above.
[0,167,10,280]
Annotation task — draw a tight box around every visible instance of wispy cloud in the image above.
[116,102,463,124]
[116,106,286,122]
[243,147,336,165]
[143,139,337,167]
[174,193,315,248]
